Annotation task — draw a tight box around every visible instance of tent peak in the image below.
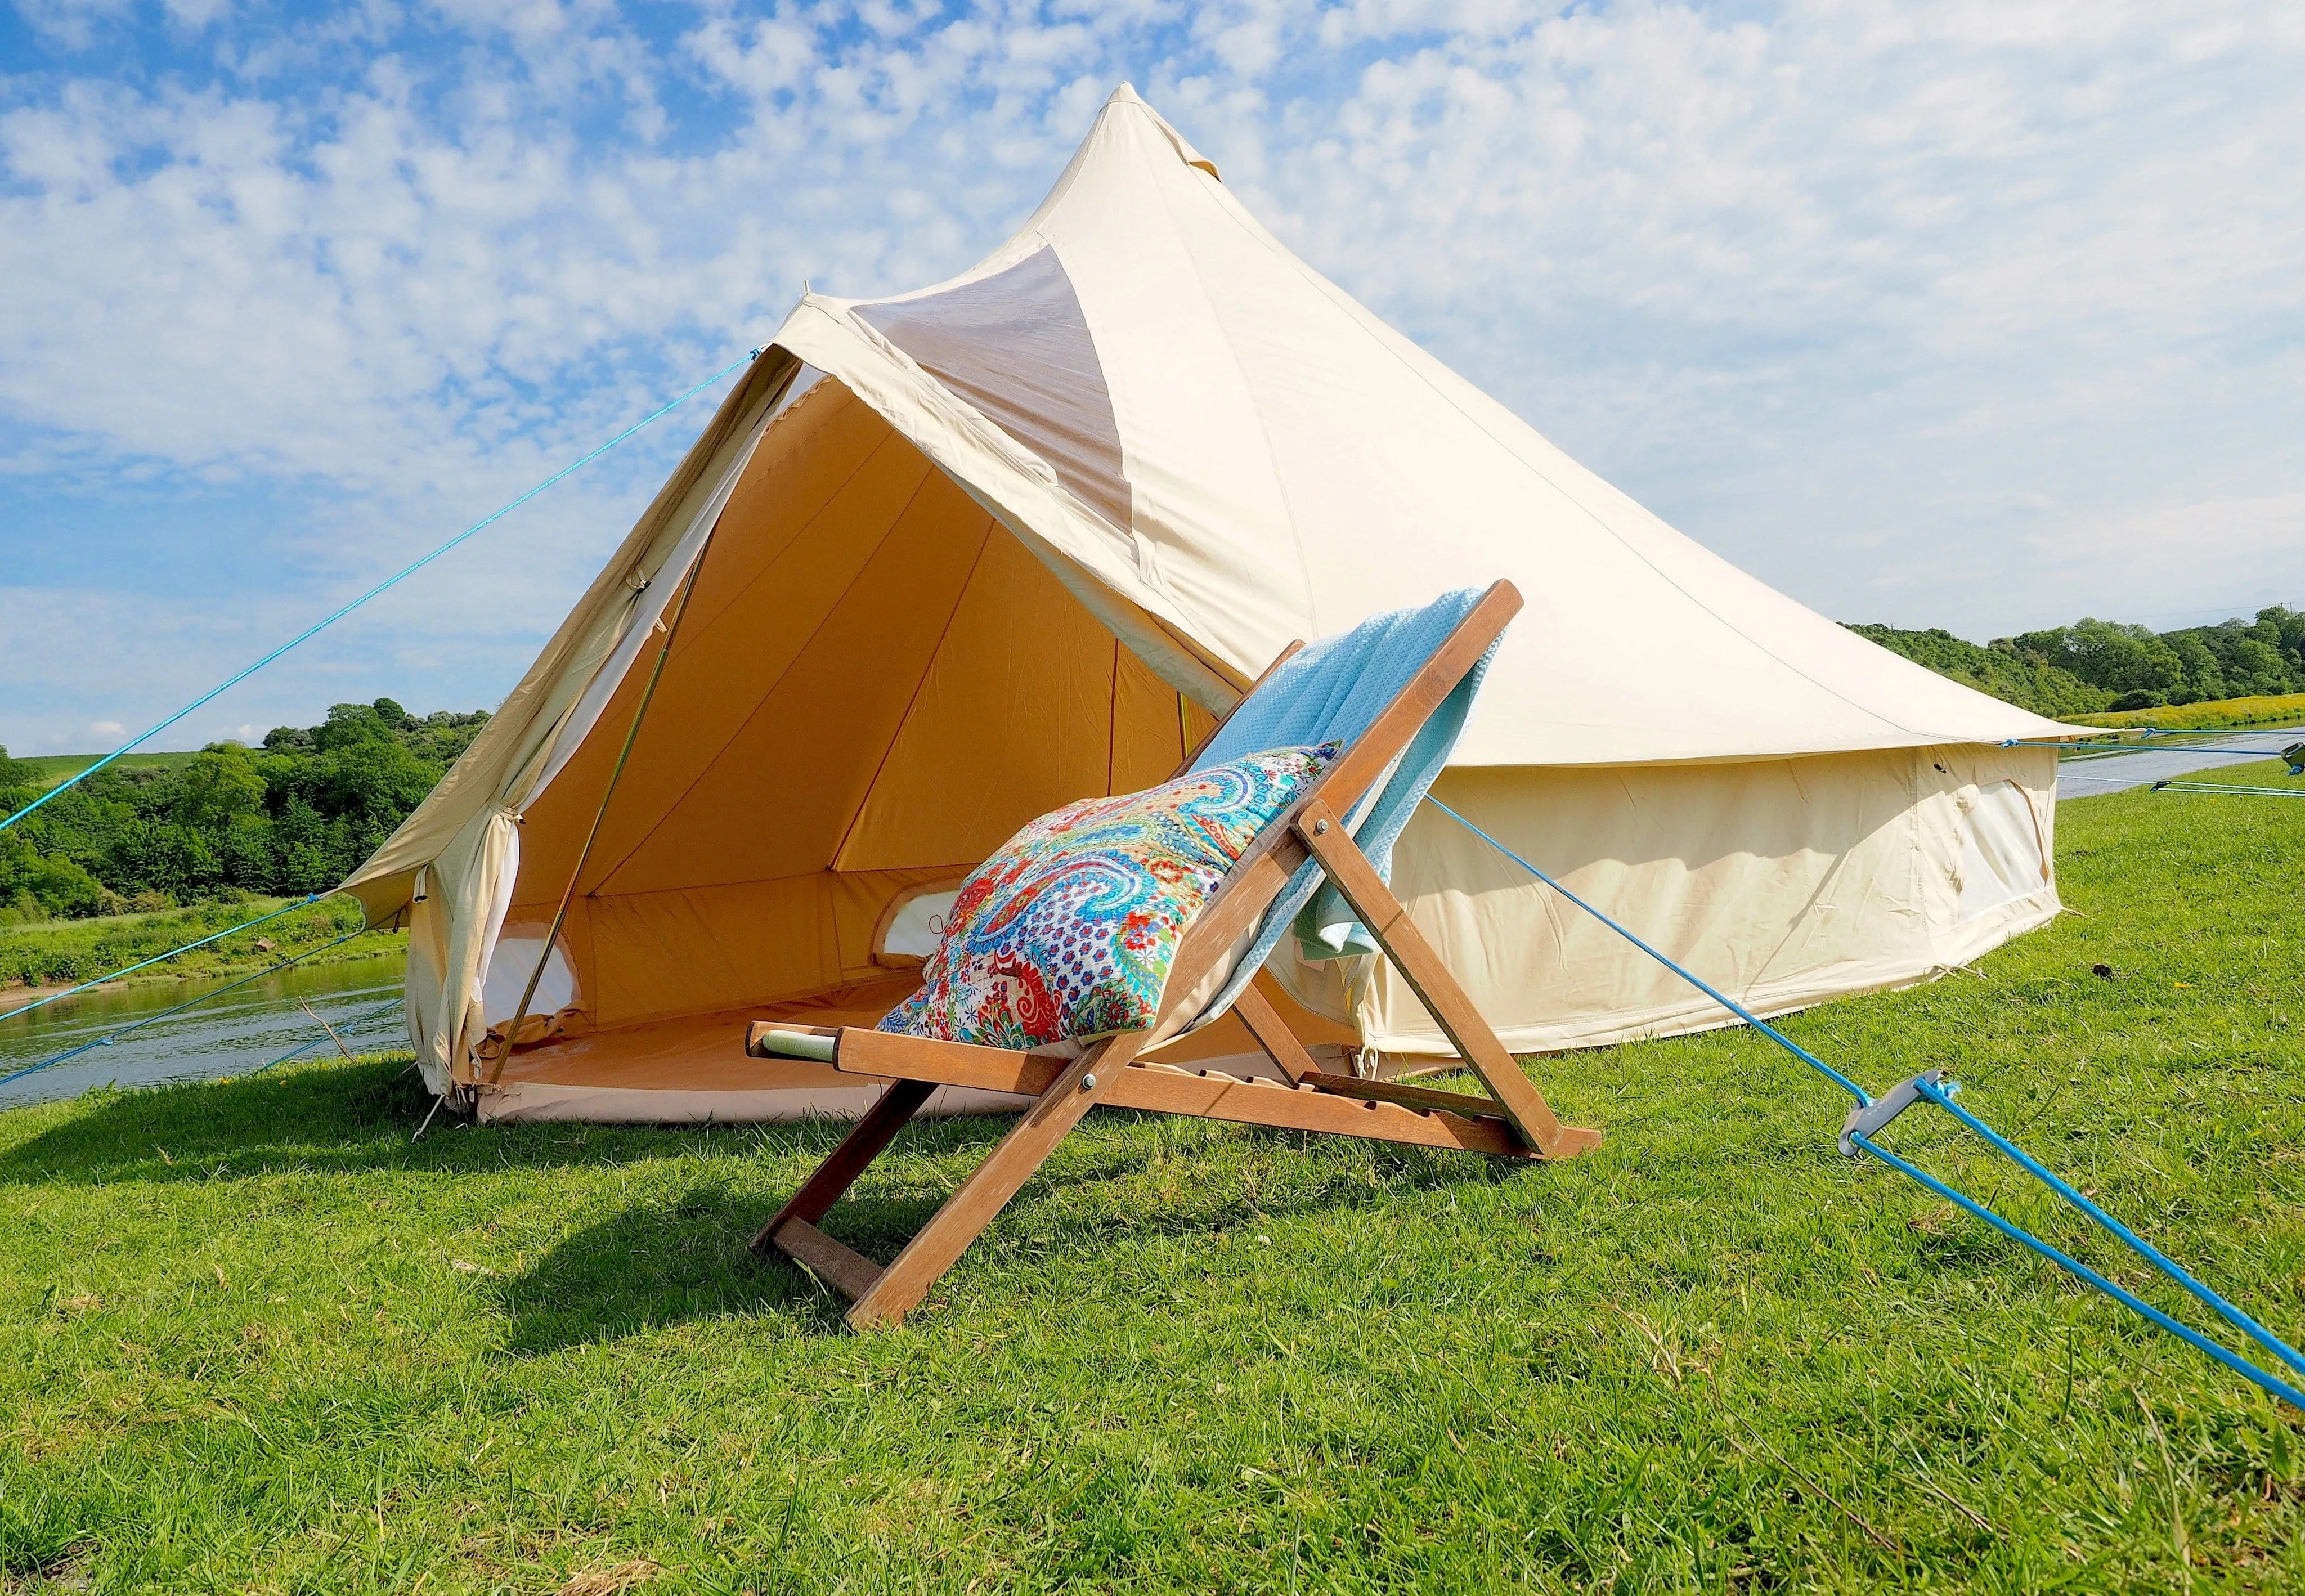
[1101,82,1220,182]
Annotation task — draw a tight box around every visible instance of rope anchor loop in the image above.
[1840,1070,1957,1158]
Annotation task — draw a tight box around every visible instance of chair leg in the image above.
[1230,979,1320,1083]
[846,1032,1148,1329]
[753,1078,937,1253]
[1295,801,1600,1159]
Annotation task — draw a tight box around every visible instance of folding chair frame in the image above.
[746,579,1600,1328]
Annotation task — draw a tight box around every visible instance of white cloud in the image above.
[1,0,2302,754]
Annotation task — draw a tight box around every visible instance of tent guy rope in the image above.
[2,352,755,836]
[2150,779,2305,799]
[0,927,369,1090]
[1424,796,2305,1410]
[2007,730,2305,749]
[0,894,324,1027]
[259,996,407,1073]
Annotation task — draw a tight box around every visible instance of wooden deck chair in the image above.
[745,579,1600,1328]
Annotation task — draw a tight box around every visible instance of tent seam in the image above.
[537,383,889,831]
[1106,636,1122,795]
[522,379,808,808]
[1192,189,1937,745]
[825,514,1002,871]
[579,862,980,907]
[629,383,874,658]
[584,445,940,894]
[1141,153,1321,628]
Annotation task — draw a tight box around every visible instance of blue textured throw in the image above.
[1186,587,1500,1026]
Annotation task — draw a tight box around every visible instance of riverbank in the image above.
[3,942,405,1008]
[2070,688,2305,732]
[0,949,409,1110]
[0,895,400,998]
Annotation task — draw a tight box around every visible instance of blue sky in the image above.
[2,0,2302,754]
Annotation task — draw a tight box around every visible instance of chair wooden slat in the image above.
[1298,1070,1510,1120]
[829,1030,1530,1156]
[1226,980,1321,1083]
[1294,797,1598,1158]
[773,1218,885,1302]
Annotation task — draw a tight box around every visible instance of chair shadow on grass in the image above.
[2,1057,1534,1349]
[503,1124,1510,1352]
[496,1177,846,1350]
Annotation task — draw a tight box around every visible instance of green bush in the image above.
[1847,606,2305,717]
[0,701,485,923]
[0,895,375,989]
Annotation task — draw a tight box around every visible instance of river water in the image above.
[2052,727,2302,800]
[0,952,409,1112]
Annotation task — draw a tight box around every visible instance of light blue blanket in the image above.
[1186,587,1500,1026]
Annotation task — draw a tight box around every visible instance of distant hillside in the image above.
[1,700,488,923]
[1846,606,2305,719]
[21,751,201,790]
[1842,626,2113,717]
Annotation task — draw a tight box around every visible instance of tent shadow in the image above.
[6,1063,1526,1347]
[0,1058,941,1189]
[0,1059,440,1186]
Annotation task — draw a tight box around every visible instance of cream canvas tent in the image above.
[342,86,2078,1124]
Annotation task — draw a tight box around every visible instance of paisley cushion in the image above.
[877,744,1337,1050]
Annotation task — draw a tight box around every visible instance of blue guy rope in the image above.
[257,1036,329,1072]
[2150,781,2305,799]
[0,894,323,1026]
[0,926,367,1090]
[1424,796,2305,1410]
[2055,743,2297,759]
[1852,1134,2305,1411]
[1913,1074,2305,1386]
[1421,799,1871,1105]
[1,353,755,836]
[2008,728,2305,746]
[257,996,406,1072]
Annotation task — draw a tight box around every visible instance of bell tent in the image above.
[342,86,2077,1123]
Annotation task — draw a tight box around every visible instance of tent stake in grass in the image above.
[1428,795,2305,1412]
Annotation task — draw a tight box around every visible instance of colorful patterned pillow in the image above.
[877,744,1338,1050]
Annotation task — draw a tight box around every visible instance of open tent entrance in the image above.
[477,373,1355,1122]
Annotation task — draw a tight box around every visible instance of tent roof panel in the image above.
[857,246,1133,535]
[788,86,2077,765]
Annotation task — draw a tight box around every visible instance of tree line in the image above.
[7,603,2302,924]
[1846,607,2305,718]
[0,701,487,923]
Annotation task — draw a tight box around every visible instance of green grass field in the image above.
[3,768,2302,1593]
